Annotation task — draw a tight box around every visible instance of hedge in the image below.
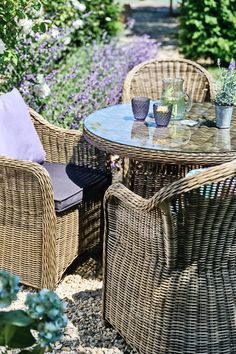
[179,0,236,63]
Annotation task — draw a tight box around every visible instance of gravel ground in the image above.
[8,249,138,354]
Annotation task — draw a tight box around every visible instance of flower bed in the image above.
[20,36,159,129]
[0,1,159,130]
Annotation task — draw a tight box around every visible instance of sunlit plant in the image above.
[0,270,67,354]
[214,59,236,106]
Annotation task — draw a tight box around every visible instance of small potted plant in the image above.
[214,59,236,128]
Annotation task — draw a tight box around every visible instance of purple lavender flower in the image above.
[228,59,236,70]
[70,122,78,129]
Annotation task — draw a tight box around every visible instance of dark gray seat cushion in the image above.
[43,162,111,213]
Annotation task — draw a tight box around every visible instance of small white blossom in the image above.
[64,37,71,46]
[51,27,60,38]
[34,82,51,99]
[18,19,33,35]
[0,39,6,54]
[72,19,84,29]
[105,17,111,22]
[71,0,86,11]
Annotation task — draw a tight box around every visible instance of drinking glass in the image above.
[131,96,150,121]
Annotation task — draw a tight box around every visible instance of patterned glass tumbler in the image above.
[153,101,173,127]
[131,96,150,121]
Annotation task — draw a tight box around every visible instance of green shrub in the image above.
[83,0,122,39]
[0,0,122,92]
[179,0,236,63]
[42,0,122,42]
[0,0,47,80]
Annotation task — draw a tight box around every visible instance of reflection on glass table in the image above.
[152,124,191,148]
[131,121,150,146]
[214,129,231,151]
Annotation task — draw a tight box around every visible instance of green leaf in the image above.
[15,10,26,19]
[32,23,40,33]
[5,324,36,348]
[39,22,47,33]
[32,1,42,12]
[0,310,34,326]
[0,324,6,345]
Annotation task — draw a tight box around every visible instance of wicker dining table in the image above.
[84,102,236,198]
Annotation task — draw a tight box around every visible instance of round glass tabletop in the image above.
[84,102,236,164]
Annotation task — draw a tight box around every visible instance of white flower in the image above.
[64,37,71,46]
[0,39,6,54]
[34,82,51,99]
[72,19,84,29]
[71,0,86,11]
[51,27,60,38]
[18,19,33,35]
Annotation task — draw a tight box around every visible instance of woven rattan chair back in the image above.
[160,175,236,270]
[103,160,236,353]
[122,58,214,103]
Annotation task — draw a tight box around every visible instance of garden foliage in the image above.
[20,36,159,129]
[0,270,67,353]
[179,0,236,63]
[42,0,122,42]
[0,0,159,130]
[0,0,121,87]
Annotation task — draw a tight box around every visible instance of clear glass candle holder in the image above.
[153,101,173,127]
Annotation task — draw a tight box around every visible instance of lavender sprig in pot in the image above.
[213,58,236,129]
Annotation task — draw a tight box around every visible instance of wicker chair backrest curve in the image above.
[122,58,214,103]
[103,160,236,354]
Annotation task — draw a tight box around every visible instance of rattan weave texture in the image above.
[103,160,236,353]
[122,58,214,103]
[0,108,109,289]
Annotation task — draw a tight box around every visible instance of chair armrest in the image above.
[151,159,236,206]
[0,156,57,285]
[103,183,166,264]
[0,156,55,216]
[30,108,108,171]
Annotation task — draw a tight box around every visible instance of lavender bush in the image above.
[21,35,159,129]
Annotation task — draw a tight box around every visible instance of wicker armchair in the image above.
[103,160,236,353]
[0,108,110,289]
[122,58,214,103]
